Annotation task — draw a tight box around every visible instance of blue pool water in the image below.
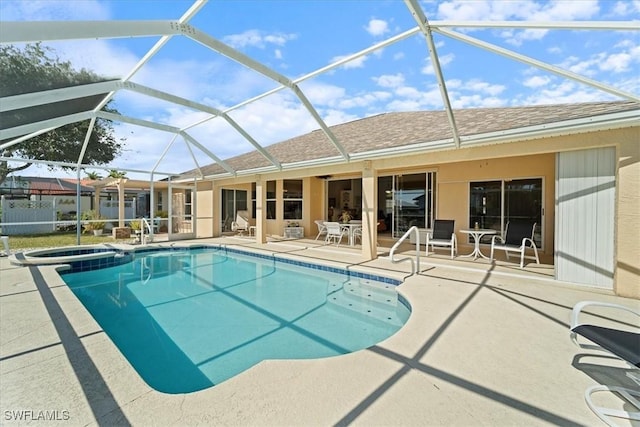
[61,247,410,393]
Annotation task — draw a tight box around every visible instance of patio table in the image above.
[340,223,362,246]
[460,228,497,260]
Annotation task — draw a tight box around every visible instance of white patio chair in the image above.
[425,219,457,259]
[570,301,640,426]
[314,220,328,240]
[490,220,539,268]
[352,226,362,244]
[324,221,346,245]
[231,210,251,236]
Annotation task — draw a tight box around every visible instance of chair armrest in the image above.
[570,300,640,348]
[491,235,505,245]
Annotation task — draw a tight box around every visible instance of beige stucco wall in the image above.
[195,181,214,238]
[435,154,555,262]
[195,125,639,298]
[616,132,640,299]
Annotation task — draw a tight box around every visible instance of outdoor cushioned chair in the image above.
[231,210,251,236]
[425,219,457,259]
[490,220,539,268]
[324,221,346,245]
[314,220,328,240]
[570,301,640,426]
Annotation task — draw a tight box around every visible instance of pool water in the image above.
[61,247,410,393]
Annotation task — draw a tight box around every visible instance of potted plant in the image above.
[82,210,106,235]
[339,210,352,224]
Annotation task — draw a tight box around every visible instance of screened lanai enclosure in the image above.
[1,0,638,246]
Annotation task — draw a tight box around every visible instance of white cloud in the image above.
[462,79,506,96]
[0,0,110,20]
[599,52,634,73]
[610,0,640,15]
[365,19,389,37]
[337,91,392,109]
[523,75,552,88]
[373,73,405,88]
[330,53,369,69]
[299,82,346,106]
[437,0,599,45]
[422,53,455,75]
[223,30,297,49]
[450,94,506,109]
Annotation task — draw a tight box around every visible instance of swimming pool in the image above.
[60,246,410,393]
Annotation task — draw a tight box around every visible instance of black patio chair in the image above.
[490,220,539,268]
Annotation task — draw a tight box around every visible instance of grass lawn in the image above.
[3,232,131,251]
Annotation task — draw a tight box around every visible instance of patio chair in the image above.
[314,220,328,240]
[231,210,251,236]
[324,221,347,246]
[352,226,362,244]
[425,219,457,259]
[569,301,640,425]
[490,220,539,268]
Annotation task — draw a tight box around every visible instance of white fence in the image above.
[0,196,56,235]
[100,199,136,222]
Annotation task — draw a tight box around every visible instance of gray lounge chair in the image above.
[570,301,640,426]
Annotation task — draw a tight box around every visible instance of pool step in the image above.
[327,279,404,325]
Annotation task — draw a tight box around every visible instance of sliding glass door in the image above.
[469,178,543,245]
[378,172,437,238]
[221,189,247,232]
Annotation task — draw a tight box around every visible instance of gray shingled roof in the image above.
[182,101,640,178]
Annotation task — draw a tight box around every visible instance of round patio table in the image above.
[460,228,497,260]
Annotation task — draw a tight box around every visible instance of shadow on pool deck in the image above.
[1,237,637,426]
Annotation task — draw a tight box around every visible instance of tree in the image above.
[85,171,102,180]
[0,43,125,184]
[108,169,127,179]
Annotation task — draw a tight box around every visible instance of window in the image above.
[469,178,542,245]
[251,181,277,219]
[266,181,276,219]
[283,179,302,220]
[156,191,163,212]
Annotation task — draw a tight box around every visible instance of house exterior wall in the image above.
[616,131,640,299]
[435,153,555,263]
[199,126,638,298]
[195,181,214,238]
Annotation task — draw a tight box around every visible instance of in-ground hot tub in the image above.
[9,245,133,272]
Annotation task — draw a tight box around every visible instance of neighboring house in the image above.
[0,176,94,214]
[0,176,156,219]
[177,101,640,299]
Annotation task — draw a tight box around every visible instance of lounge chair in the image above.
[490,220,539,268]
[324,221,346,245]
[231,210,251,236]
[314,220,328,240]
[425,219,457,259]
[570,301,640,425]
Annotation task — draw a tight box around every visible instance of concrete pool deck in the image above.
[1,237,638,426]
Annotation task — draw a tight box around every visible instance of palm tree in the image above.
[85,171,102,180]
[108,169,127,179]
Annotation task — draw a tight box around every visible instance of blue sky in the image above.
[2,0,639,179]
